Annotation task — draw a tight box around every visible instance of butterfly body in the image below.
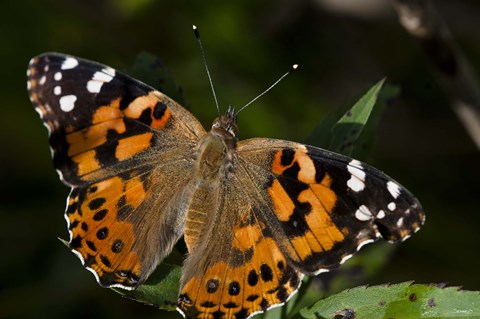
[27,53,425,319]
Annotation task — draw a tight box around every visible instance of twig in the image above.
[393,0,480,149]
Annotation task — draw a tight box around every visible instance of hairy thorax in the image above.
[184,116,238,252]
[194,127,237,182]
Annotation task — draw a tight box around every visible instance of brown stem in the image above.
[393,0,480,149]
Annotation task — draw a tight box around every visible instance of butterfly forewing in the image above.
[238,138,425,274]
[27,53,205,186]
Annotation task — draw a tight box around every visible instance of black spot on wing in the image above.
[93,209,108,221]
[228,281,240,296]
[96,227,108,240]
[206,279,219,293]
[280,148,295,166]
[260,263,273,282]
[153,101,167,119]
[88,197,106,210]
[247,269,258,286]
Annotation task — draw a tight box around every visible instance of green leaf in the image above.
[113,263,181,311]
[300,282,480,319]
[329,78,385,156]
[350,83,400,160]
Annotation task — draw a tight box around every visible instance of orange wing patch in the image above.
[122,92,171,130]
[269,148,345,265]
[65,174,149,288]
[179,228,301,319]
[66,119,126,157]
[115,132,153,161]
[63,94,163,180]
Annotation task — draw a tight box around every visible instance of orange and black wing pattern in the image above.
[27,53,205,289]
[239,138,425,276]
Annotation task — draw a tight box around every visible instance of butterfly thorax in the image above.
[194,110,238,181]
[183,111,238,252]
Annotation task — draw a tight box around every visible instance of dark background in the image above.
[1,1,479,318]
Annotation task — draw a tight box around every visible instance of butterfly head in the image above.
[211,106,238,138]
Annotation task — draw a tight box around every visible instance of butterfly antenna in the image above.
[193,25,220,115]
[236,64,298,115]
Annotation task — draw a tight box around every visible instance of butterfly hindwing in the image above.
[178,172,302,319]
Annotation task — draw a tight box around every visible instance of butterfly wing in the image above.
[178,137,424,319]
[27,53,206,289]
[178,170,302,319]
[237,138,425,275]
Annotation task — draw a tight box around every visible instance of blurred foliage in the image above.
[1,0,479,319]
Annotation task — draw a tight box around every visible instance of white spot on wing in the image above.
[86,69,115,93]
[388,202,396,211]
[396,217,404,227]
[313,268,330,275]
[61,57,79,70]
[71,249,86,265]
[347,160,366,192]
[34,107,44,119]
[87,80,103,93]
[54,72,62,81]
[377,210,385,219]
[355,205,373,221]
[54,86,61,95]
[387,181,401,199]
[356,239,375,251]
[39,75,46,85]
[59,95,77,112]
[27,81,31,90]
[102,67,116,77]
[56,169,66,183]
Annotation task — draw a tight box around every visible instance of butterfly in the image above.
[27,52,425,319]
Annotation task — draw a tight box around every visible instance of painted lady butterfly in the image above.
[27,52,424,319]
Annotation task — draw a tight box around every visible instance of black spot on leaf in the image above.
[409,293,417,302]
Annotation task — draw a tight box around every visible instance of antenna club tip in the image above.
[193,25,200,37]
[292,64,299,71]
